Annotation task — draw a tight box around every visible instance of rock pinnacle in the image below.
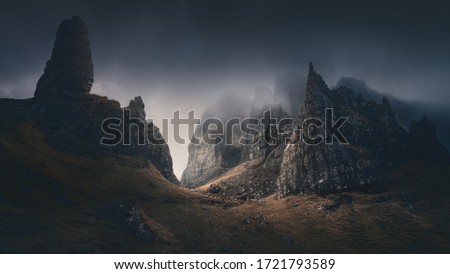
[34,16,93,98]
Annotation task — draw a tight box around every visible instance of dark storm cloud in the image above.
[1,0,450,177]
[1,0,450,102]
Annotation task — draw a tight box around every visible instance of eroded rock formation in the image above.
[277,63,408,197]
[30,16,178,183]
[35,16,94,98]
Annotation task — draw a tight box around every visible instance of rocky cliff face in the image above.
[184,63,450,199]
[180,96,250,188]
[181,84,295,190]
[277,63,407,197]
[121,96,178,183]
[181,85,292,196]
[276,63,449,197]
[7,16,178,184]
[242,87,290,163]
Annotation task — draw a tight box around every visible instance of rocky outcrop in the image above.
[181,73,303,192]
[35,16,93,98]
[181,86,292,189]
[23,17,179,183]
[276,63,449,197]
[277,63,405,197]
[182,62,449,198]
[122,96,179,183]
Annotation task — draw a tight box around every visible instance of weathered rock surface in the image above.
[184,63,449,199]
[181,88,291,189]
[182,71,306,189]
[122,96,178,182]
[35,16,93,98]
[180,95,250,188]
[276,63,449,197]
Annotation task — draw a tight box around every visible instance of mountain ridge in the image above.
[183,63,450,199]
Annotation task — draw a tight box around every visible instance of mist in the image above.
[1,0,450,177]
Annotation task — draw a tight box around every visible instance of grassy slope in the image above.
[196,160,450,253]
[1,120,449,253]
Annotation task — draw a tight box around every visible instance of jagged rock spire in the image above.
[34,16,93,98]
[128,96,146,120]
[304,62,330,114]
[306,62,328,94]
[277,63,410,197]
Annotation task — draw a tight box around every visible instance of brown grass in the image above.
[1,122,449,253]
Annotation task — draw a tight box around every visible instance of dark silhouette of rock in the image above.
[124,96,179,183]
[35,16,93,98]
[128,96,146,120]
[25,17,179,183]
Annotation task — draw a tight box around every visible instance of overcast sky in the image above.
[1,0,449,177]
